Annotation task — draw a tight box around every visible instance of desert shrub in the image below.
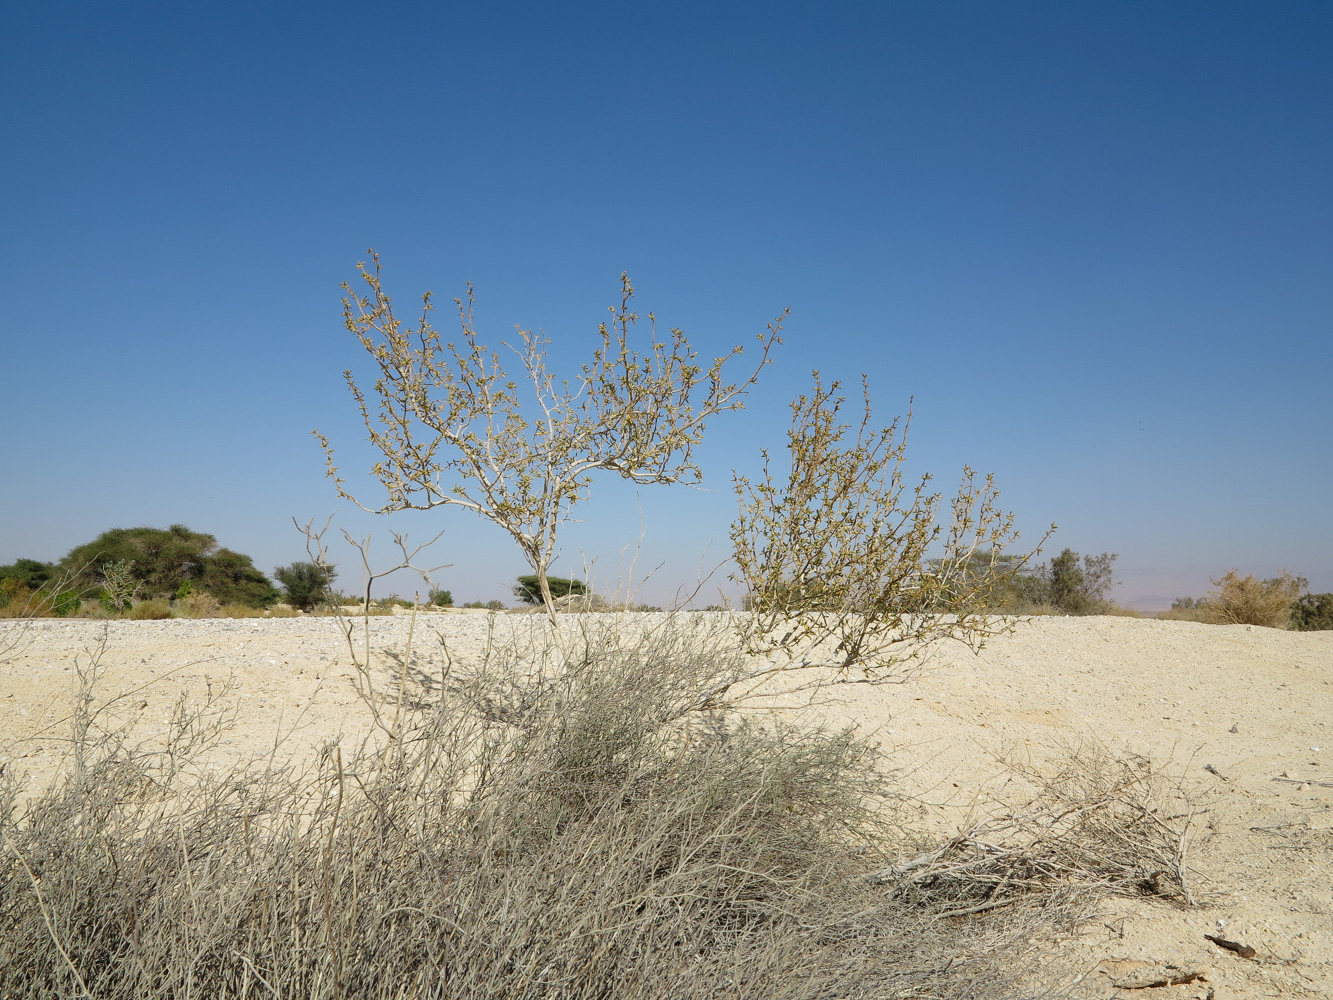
[1,587,31,618]
[1291,592,1333,631]
[429,587,453,607]
[0,572,84,662]
[1194,570,1305,628]
[0,581,89,619]
[127,599,172,620]
[0,581,77,619]
[211,603,299,618]
[0,580,35,617]
[97,558,141,614]
[1098,603,1142,617]
[1157,595,1212,623]
[730,375,1051,683]
[541,592,615,612]
[273,561,336,612]
[174,590,222,619]
[882,740,1201,912]
[513,574,586,605]
[49,590,80,617]
[75,597,113,618]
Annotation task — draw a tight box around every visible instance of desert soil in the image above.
[2,613,1330,998]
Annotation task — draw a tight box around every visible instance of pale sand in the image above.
[2,614,1330,997]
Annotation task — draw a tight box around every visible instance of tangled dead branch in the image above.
[876,742,1202,915]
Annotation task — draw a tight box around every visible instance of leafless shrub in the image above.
[295,517,447,693]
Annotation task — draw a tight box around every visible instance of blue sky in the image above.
[3,1,1329,608]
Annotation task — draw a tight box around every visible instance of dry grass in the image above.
[0,583,45,620]
[991,597,1141,618]
[0,615,1202,999]
[126,599,172,620]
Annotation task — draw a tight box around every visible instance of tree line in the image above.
[0,525,338,616]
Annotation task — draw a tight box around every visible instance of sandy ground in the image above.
[1,613,1330,998]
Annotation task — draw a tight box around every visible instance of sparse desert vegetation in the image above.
[2,610,1329,999]
[1,262,1328,1000]
[1161,570,1330,630]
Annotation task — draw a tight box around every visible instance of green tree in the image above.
[921,550,1048,612]
[274,562,336,612]
[1046,549,1090,613]
[1007,548,1118,614]
[513,575,586,605]
[0,558,58,590]
[200,550,281,608]
[62,525,211,595]
[61,525,278,607]
[1291,592,1333,631]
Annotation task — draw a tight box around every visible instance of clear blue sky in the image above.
[3,1,1329,609]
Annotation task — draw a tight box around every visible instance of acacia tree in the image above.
[721,374,1049,705]
[274,561,337,612]
[316,252,784,619]
[513,575,587,605]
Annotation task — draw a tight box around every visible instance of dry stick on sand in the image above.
[873,746,1201,913]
